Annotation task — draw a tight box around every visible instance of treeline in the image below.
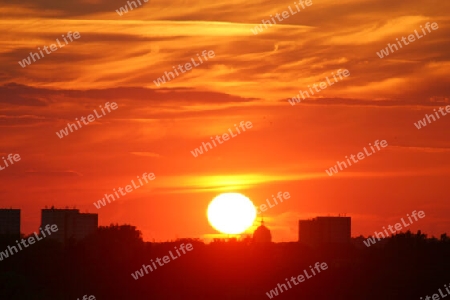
[0,225,449,299]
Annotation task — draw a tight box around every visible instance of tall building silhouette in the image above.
[0,208,20,236]
[41,208,97,243]
[299,216,351,246]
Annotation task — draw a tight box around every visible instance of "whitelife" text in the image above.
[190,121,253,158]
[56,102,118,139]
[131,243,193,280]
[325,140,388,176]
[93,172,155,209]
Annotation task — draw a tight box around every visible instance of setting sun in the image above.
[207,193,257,234]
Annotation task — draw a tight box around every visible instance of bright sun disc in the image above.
[207,193,257,234]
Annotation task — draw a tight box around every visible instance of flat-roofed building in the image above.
[74,213,98,240]
[0,209,20,237]
[299,216,351,246]
[41,208,97,243]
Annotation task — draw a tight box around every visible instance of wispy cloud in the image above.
[130,152,161,158]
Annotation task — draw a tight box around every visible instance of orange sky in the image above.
[0,0,449,242]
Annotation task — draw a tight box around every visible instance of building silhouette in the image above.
[41,208,97,243]
[253,218,272,243]
[0,208,20,237]
[299,216,351,246]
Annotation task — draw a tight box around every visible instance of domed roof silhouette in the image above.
[253,218,272,243]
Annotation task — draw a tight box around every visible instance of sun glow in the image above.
[207,193,257,234]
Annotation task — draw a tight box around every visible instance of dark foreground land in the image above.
[0,225,449,300]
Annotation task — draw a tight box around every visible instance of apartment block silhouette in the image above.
[299,216,351,246]
[0,208,20,236]
[41,208,97,243]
